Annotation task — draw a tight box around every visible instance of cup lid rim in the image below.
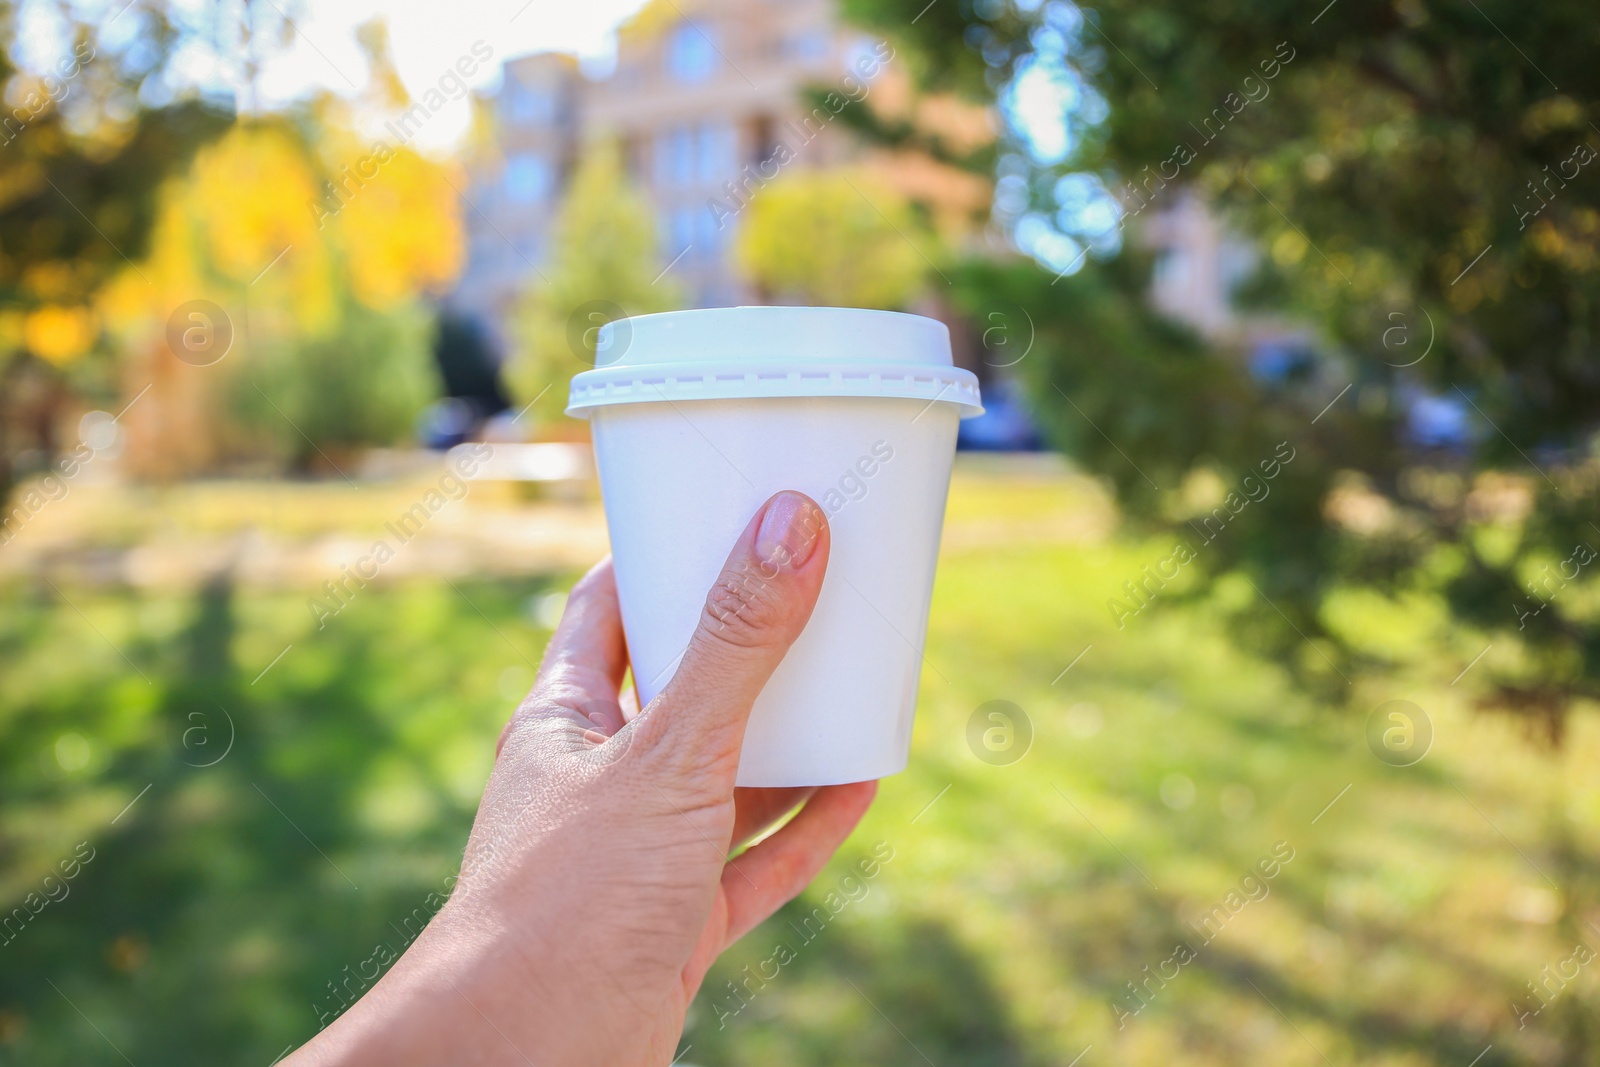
[599,305,947,329]
[565,358,983,419]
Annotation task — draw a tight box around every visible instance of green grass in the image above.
[2,463,1598,1065]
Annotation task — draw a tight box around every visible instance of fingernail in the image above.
[755,492,822,570]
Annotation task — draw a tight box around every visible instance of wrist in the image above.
[292,898,540,1066]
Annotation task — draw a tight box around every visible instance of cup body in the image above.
[591,395,959,786]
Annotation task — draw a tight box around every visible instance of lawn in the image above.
[2,458,1597,1065]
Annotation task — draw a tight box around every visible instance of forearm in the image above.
[289,903,557,1067]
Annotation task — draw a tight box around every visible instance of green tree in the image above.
[228,299,436,472]
[735,169,932,308]
[510,141,680,427]
[846,0,1600,721]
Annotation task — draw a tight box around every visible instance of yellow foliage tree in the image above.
[192,125,324,280]
[189,123,337,330]
[331,143,465,309]
[100,111,466,474]
[23,307,98,367]
[735,170,934,309]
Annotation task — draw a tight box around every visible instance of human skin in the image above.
[288,491,877,1066]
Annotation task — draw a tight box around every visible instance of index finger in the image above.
[539,556,629,692]
[499,558,630,755]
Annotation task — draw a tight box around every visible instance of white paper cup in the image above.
[567,307,981,787]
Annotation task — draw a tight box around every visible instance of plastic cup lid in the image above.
[565,306,983,419]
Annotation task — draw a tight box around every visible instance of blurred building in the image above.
[1139,191,1316,373]
[1138,190,1469,445]
[1140,190,1259,341]
[450,0,887,343]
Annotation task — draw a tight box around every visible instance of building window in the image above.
[506,83,553,124]
[695,203,727,253]
[654,126,697,188]
[845,37,886,81]
[663,207,696,260]
[665,22,718,83]
[788,30,829,63]
[697,122,735,183]
[518,236,542,264]
[504,153,552,204]
[1152,247,1188,290]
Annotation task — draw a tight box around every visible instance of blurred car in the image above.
[957,376,1043,452]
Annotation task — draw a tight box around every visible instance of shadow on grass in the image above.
[694,914,1028,1067]
[0,572,549,1065]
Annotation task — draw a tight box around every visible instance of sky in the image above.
[16,0,654,151]
[246,0,653,149]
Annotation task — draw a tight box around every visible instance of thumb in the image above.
[636,491,829,783]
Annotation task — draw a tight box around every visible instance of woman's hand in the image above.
[291,491,877,1066]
